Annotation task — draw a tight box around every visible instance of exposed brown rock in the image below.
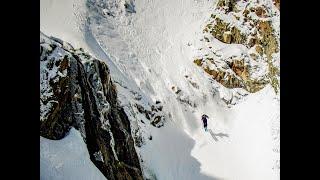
[40,33,143,180]
[229,59,249,81]
[223,31,232,43]
[254,6,267,18]
[257,20,279,60]
[197,0,279,95]
[194,59,203,66]
[216,0,240,13]
[248,36,258,47]
[273,0,280,10]
[255,45,264,55]
[193,58,268,93]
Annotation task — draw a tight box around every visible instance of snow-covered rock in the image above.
[194,0,280,99]
[40,32,143,180]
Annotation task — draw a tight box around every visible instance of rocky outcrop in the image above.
[134,100,165,128]
[273,0,280,10]
[194,57,267,93]
[40,32,143,180]
[207,15,279,60]
[195,0,280,95]
[216,0,239,13]
[204,17,247,45]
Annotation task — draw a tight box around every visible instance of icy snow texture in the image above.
[40,128,107,180]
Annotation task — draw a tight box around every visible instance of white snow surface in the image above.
[138,85,279,180]
[40,128,107,180]
[40,0,280,179]
[40,0,89,50]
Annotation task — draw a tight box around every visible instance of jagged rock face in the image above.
[40,35,78,139]
[40,32,143,180]
[204,17,247,45]
[195,0,280,94]
[134,101,165,128]
[194,57,268,93]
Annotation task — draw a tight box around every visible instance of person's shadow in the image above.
[208,129,229,142]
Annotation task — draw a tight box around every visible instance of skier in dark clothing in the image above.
[201,114,209,131]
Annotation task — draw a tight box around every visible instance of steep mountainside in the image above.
[40,32,143,180]
[40,0,280,179]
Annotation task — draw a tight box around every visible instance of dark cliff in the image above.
[40,32,143,180]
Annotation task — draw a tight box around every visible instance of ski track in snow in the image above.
[40,0,280,179]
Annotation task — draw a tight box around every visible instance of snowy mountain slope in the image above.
[40,0,280,179]
[40,0,89,50]
[191,84,279,179]
[40,128,107,180]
